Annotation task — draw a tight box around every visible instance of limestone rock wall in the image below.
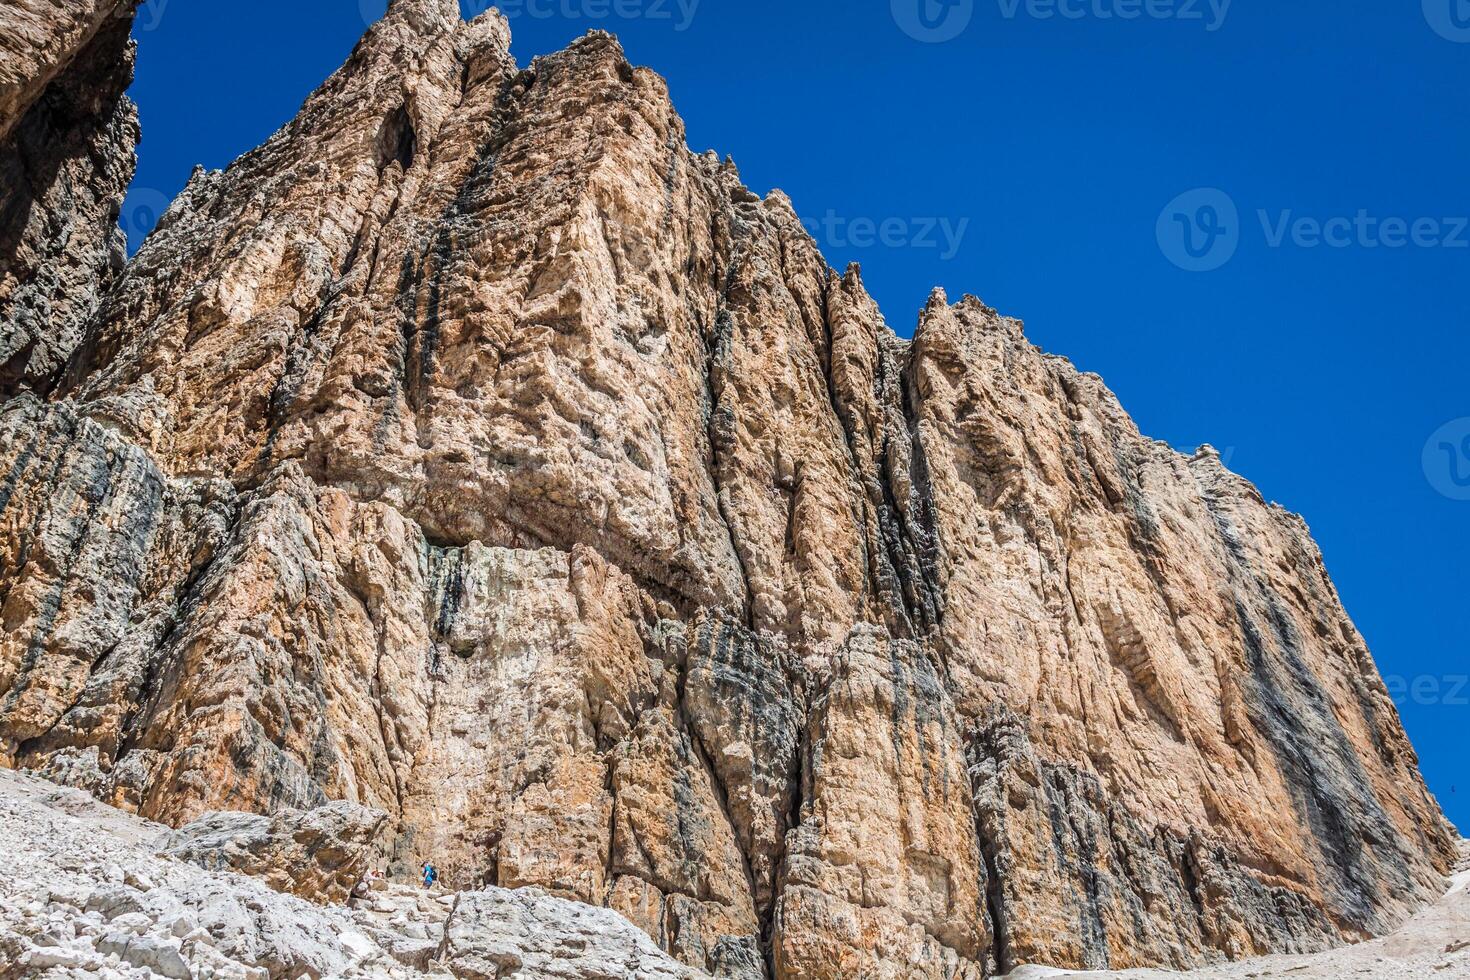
[0,0,138,395]
[910,297,1453,968]
[0,1,1456,977]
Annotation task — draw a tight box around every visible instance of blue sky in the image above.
[123,0,1468,830]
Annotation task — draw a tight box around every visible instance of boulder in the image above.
[443,888,706,980]
[160,801,388,905]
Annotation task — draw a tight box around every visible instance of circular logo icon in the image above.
[1424,418,1470,501]
[893,0,975,43]
[359,0,388,26]
[119,188,172,251]
[1424,0,1470,42]
[1157,188,1240,272]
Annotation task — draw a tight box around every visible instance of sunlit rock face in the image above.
[0,1,1456,976]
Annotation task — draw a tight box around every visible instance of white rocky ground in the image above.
[0,768,699,979]
[0,764,1465,979]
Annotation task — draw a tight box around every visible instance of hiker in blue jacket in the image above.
[422,861,437,889]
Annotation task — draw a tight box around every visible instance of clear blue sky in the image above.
[122,0,1468,831]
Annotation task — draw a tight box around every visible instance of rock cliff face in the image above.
[0,0,138,396]
[0,1,1457,977]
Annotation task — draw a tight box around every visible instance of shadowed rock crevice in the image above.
[377,102,419,175]
[0,0,138,399]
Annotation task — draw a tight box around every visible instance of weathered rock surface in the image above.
[0,765,707,979]
[774,628,989,978]
[997,841,1470,978]
[0,0,138,395]
[0,0,1459,977]
[161,800,390,904]
[444,890,705,980]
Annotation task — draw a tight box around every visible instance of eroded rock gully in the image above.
[0,1,1457,977]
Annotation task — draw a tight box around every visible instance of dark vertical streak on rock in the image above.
[426,543,464,672]
[706,296,754,626]
[116,494,244,763]
[1207,485,1414,936]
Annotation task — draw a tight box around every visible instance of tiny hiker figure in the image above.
[422,861,437,889]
